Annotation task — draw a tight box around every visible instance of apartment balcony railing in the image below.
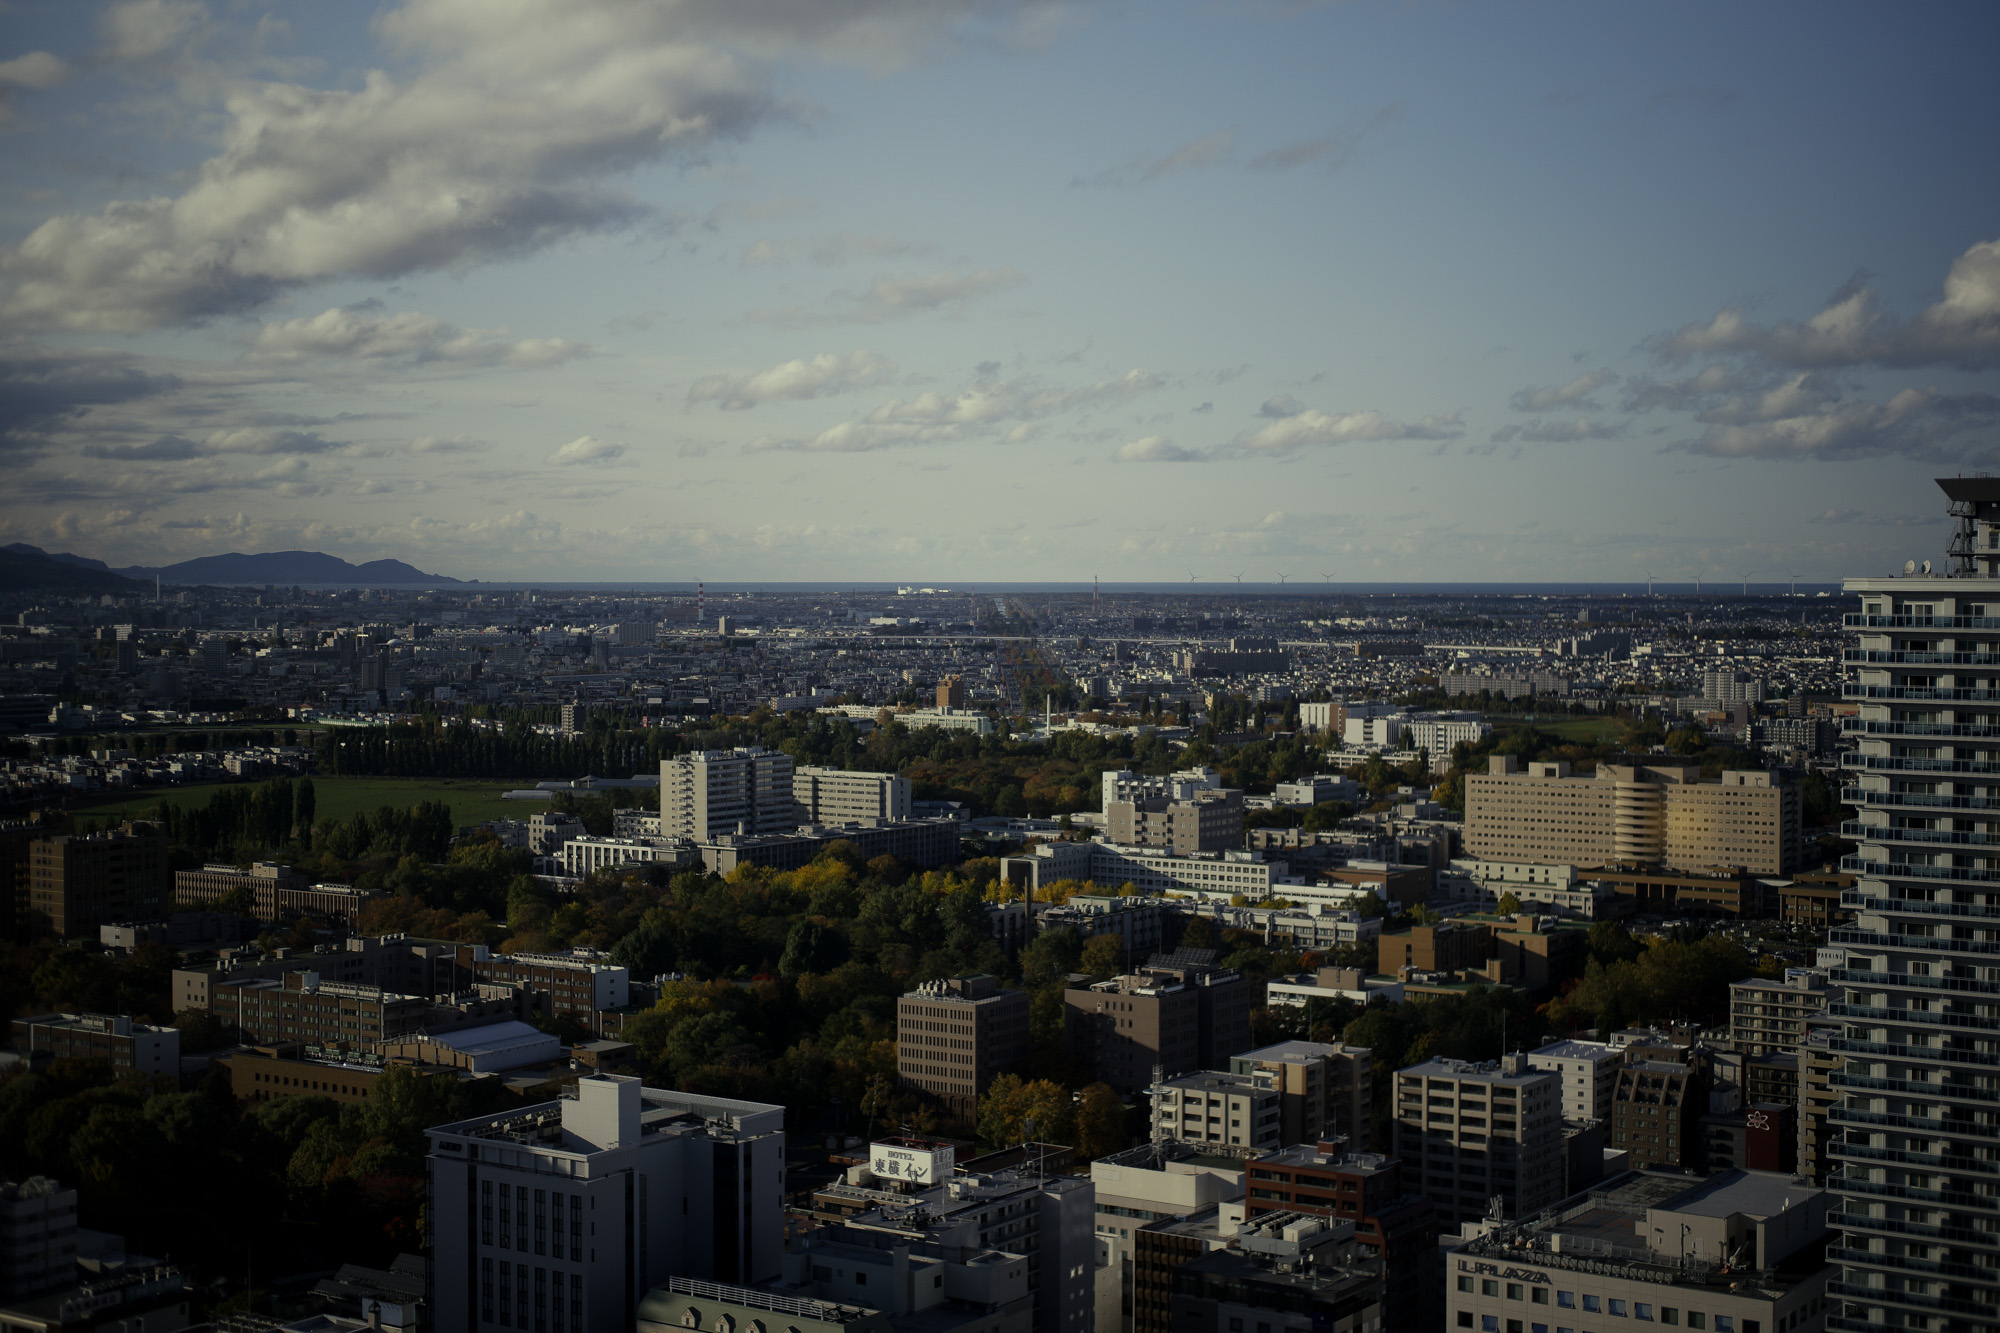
[1840,718,2000,738]
[1829,1069,2000,1106]
[1826,1244,1995,1282]
[1844,684,2000,701]
[1842,822,2000,849]
[1844,614,2000,629]
[1828,1104,2000,1137]
[1831,967,2000,999]
[1829,1035,2000,1068]
[1825,1278,1995,1318]
[1843,788,2000,812]
[1829,1001,2000,1033]
[1841,754,2000,776]
[1828,1137,2000,1179]
[1831,1168,1991,1208]
[1828,1208,2000,1252]
[1840,857,2000,886]
[1845,650,2000,665]
[1839,889,2000,919]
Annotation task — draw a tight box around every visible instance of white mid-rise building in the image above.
[1526,1037,1622,1122]
[556,836,696,878]
[1148,1069,1281,1152]
[793,766,910,824]
[1088,1142,1244,1333]
[425,1076,786,1333]
[1100,766,1221,812]
[660,747,797,841]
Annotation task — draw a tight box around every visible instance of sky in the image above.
[2,0,1998,584]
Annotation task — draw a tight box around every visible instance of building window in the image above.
[1713,1319,1732,1333]
[1609,1302,1626,1318]
[570,1274,582,1325]
[570,1195,583,1261]
[535,1190,547,1256]
[1688,1316,1705,1330]
[499,1262,512,1324]
[535,1268,547,1333]
[1509,1286,1524,1302]
[1484,1282,1500,1297]
[1460,1278,1475,1293]
[1459,1316,1474,1329]
[482,1259,494,1324]
[1635,1307,1652,1322]
[483,1181,495,1246]
[1558,1294,1575,1310]
[1583,1298,1601,1314]
[517,1264,529,1329]
[1482,1320,1498,1333]
[1661,1312,1677,1327]
[1533,1291,1550,1306]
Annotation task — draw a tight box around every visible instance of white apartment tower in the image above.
[1833,476,2000,1333]
[660,748,798,841]
[793,766,911,824]
[425,1076,786,1333]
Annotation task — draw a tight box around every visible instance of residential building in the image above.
[23,822,166,939]
[1794,1028,1838,1186]
[1400,717,1493,770]
[1088,1142,1244,1333]
[1704,670,1768,705]
[1146,1070,1280,1153]
[1098,768,1221,813]
[1104,791,1243,855]
[1526,1038,1621,1123]
[1447,1171,1833,1333]
[1064,951,1250,1096]
[425,1076,787,1333]
[794,767,911,824]
[1831,476,2000,1333]
[937,674,967,709]
[10,1013,179,1076]
[1437,860,1616,919]
[1609,1054,1709,1172]
[1242,1144,1440,1333]
[1226,1040,1373,1147]
[827,704,995,735]
[895,975,1030,1121]
[611,808,663,839]
[0,1178,76,1301]
[1463,757,1801,875]
[1728,970,1830,1058]
[661,747,799,841]
[1391,1055,1563,1228]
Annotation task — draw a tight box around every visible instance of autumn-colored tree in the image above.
[1071,1083,1126,1160]
[976,1073,1074,1148]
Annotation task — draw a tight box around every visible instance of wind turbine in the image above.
[1693,571,1703,595]
[1790,572,1800,596]
[1276,572,1290,585]
[1230,572,1244,585]
[1741,574,1750,596]
[1188,571,1199,583]
[1321,572,1334,584]
[1646,572,1654,597]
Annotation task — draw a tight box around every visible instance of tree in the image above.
[1496,891,1523,916]
[1179,917,1216,950]
[1079,933,1124,980]
[976,1074,1073,1148]
[1071,1082,1126,1160]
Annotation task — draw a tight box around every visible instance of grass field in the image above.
[76,776,544,827]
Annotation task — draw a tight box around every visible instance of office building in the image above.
[1609,1051,1709,1172]
[642,1266,1021,1333]
[1377,920,1494,977]
[1099,768,1221,812]
[555,836,697,879]
[660,747,799,841]
[1831,475,2000,1333]
[1242,1144,1440,1333]
[1448,1170,1832,1333]
[696,819,962,875]
[10,1013,179,1076]
[528,811,586,855]
[794,767,911,824]
[1089,1142,1244,1333]
[1392,1055,1563,1228]
[1464,757,1801,875]
[1147,1070,1280,1152]
[442,946,631,1021]
[211,970,435,1048]
[0,1177,77,1302]
[1226,1040,1373,1148]
[1105,790,1243,855]
[1270,773,1364,807]
[1001,841,1293,905]
[1526,1038,1622,1122]
[22,822,166,939]
[171,860,302,917]
[1728,971,1830,1058]
[1400,717,1493,770]
[1065,952,1250,1098]
[425,1076,787,1333]
[895,975,1030,1122]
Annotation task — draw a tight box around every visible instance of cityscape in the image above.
[2,6,1998,1333]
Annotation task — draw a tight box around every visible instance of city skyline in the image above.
[2,1,1997,583]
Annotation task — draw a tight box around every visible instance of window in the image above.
[1534,1290,1550,1306]
[1714,1319,1733,1333]
[1230,1321,1244,1332]
[1459,1316,1474,1329]
[1460,1278,1476,1293]
[1584,1298,1601,1314]
[1483,1319,1499,1333]
[1559,1294,1576,1310]
[1609,1302,1627,1319]
[499,1261,513,1324]
[1534,1325,1548,1333]
[1509,1286,1525,1302]
[482,1259,494,1324]
[1508,1322,1523,1333]
[1485,1281,1501,1297]
[1635,1306,1653,1322]
[854,1273,867,1286]
[1743,1323,1759,1333]
[1687,1317,1704,1331]
[483,1181,495,1246]
[1661,1312,1678,1327]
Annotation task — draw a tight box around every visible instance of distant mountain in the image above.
[114,550,467,586]
[0,546,146,594]
[3,542,116,573]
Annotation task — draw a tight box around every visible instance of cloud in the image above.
[1620,364,1750,413]
[807,233,937,266]
[1258,394,1305,418]
[747,267,1025,326]
[98,0,211,64]
[1112,436,1205,463]
[1650,239,2000,371]
[1672,387,2000,461]
[548,435,627,466]
[1249,105,1399,172]
[1510,368,1616,412]
[0,349,182,443]
[0,51,70,128]
[740,239,793,266]
[687,349,897,409]
[748,367,1164,453]
[1513,418,1625,442]
[1234,407,1463,455]
[1072,131,1234,188]
[248,307,590,367]
[82,427,343,460]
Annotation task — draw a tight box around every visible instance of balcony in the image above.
[1844,614,2000,629]
[1842,822,2000,848]
[1844,788,2000,812]
[1841,718,2000,739]
[1841,754,2000,775]
[1839,891,2000,920]
[1827,1209,2000,1252]
[1829,1069,2000,1106]
[1825,1278,1994,1318]
[1845,650,2000,665]
[1840,856,2000,885]
[1826,1245,1994,1282]
[1828,1035,2000,1069]
[1830,1001,2000,1032]
[1829,1104,2000,1137]
[1830,1169,1990,1207]
[1828,1136,2000,1179]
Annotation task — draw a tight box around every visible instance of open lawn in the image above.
[76,776,543,828]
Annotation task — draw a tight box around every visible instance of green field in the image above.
[77,776,545,828]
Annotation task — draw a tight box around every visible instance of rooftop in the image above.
[1400,1056,1554,1085]
[1253,1143,1397,1175]
[1236,1039,1368,1064]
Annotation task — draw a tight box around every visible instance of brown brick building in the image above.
[1064,949,1250,1095]
[24,822,166,939]
[895,973,1030,1121]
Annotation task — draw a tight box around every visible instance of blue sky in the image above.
[2,0,1997,581]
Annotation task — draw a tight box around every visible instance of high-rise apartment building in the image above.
[1146,1070,1280,1152]
[1729,970,1830,1058]
[793,767,911,824]
[1226,1040,1373,1147]
[1830,476,2000,1333]
[23,822,166,939]
[425,1076,786,1333]
[936,674,967,709]
[0,1176,77,1302]
[660,748,798,841]
[895,975,1030,1121]
[1464,757,1801,875]
[1104,791,1243,854]
[1527,1037,1622,1122]
[1391,1055,1563,1228]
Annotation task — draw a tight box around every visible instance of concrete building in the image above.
[1377,920,1493,977]
[555,835,697,878]
[1728,970,1830,1058]
[528,811,586,855]
[794,767,911,824]
[171,860,302,917]
[1241,1144,1440,1333]
[895,975,1030,1122]
[1526,1038,1622,1123]
[1226,1041,1373,1148]
[1064,951,1250,1097]
[1001,842,1294,905]
[1166,1220,1381,1333]
[1794,1028,1838,1186]
[1392,1055,1563,1228]
[1831,475,2000,1333]
[1609,1054,1709,1172]
[1088,1142,1244,1333]
[1098,768,1221,813]
[211,970,435,1048]
[696,819,962,875]
[937,674,967,709]
[1463,757,1801,875]
[1032,896,1170,971]
[1399,717,1493,770]
[10,1013,179,1076]
[661,747,799,841]
[23,822,166,939]
[1264,967,1405,1010]
[1104,791,1242,855]
[425,1076,787,1333]
[1448,1170,1832,1333]
[1147,1071,1280,1153]
[0,1178,76,1302]
[444,946,631,1021]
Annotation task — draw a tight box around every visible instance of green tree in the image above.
[1496,891,1523,916]
[1071,1082,1126,1160]
[976,1073,1074,1148]
[1079,933,1124,980]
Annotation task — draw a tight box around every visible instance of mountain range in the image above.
[3,544,465,588]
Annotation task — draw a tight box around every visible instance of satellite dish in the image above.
[1905,560,1918,574]
[1921,560,1932,574]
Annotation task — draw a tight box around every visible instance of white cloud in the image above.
[1112,436,1204,463]
[98,0,210,64]
[248,307,589,367]
[1651,238,2000,371]
[748,367,1163,452]
[1072,131,1234,188]
[549,435,626,466]
[687,349,897,409]
[740,240,794,266]
[807,233,937,266]
[1674,387,2000,461]
[1235,407,1463,455]
[746,266,1026,327]
[1510,368,1616,412]
[0,51,70,91]
[1513,418,1625,443]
